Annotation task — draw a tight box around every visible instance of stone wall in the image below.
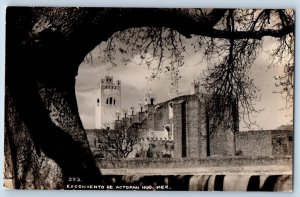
[271,130,293,156]
[235,130,293,157]
[154,104,170,131]
[96,156,292,169]
[236,131,272,156]
[173,101,183,158]
[210,129,235,156]
[144,140,174,158]
[186,98,202,158]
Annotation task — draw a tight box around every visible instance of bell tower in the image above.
[191,79,200,95]
[144,89,156,105]
[144,89,156,111]
[95,75,121,129]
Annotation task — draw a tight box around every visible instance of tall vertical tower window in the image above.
[168,102,173,119]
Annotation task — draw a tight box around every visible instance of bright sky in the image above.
[75,37,293,130]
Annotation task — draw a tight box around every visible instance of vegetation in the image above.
[95,122,140,159]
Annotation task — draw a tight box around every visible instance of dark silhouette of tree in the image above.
[5,7,294,188]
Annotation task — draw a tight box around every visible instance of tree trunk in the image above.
[5,8,102,188]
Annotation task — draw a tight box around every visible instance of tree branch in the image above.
[207,24,294,39]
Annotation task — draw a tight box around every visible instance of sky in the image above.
[75,36,293,131]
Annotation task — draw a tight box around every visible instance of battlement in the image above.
[100,76,121,86]
[140,137,172,142]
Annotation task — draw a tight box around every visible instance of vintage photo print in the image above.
[4,7,294,191]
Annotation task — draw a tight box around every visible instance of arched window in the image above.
[164,125,170,132]
[164,124,172,140]
[110,97,113,105]
[114,99,116,105]
[97,98,100,106]
[106,98,109,104]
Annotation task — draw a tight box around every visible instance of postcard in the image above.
[4,7,294,191]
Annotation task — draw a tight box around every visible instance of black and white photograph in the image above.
[4,7,294,191]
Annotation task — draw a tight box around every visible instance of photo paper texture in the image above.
[4,7,294,191]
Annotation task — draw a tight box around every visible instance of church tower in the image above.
[144,89,156,112]
[95,75,121,129]
[144,89,155,105]
[191,79,200,95]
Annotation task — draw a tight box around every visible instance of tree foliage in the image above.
[94,9,294,129]
[95,122,140,159]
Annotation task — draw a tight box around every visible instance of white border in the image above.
[0,1,298,197]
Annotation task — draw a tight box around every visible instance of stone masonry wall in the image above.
[186,98,201,158]
[271,130,293,156]
[173,101,183,158]
[96,156,292,169]
[236,131,272,156]
[154,104,170,131]
[210,129,234,156]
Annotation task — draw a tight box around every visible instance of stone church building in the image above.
[87,75,293,159]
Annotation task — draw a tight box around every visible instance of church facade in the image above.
[90,75,293,159]
[93,75,238,158]
[117,92,236,158]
